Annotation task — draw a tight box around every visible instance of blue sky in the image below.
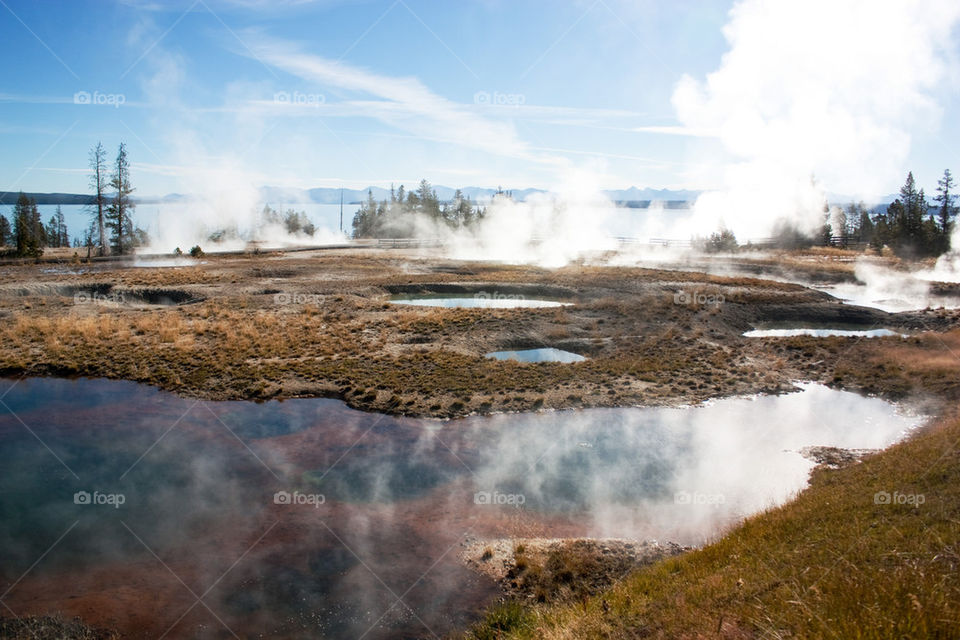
[1,0,957,197]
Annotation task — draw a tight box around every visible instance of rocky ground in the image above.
[1,247,958,418]
[0,615,118,640]
[460,537,690,603]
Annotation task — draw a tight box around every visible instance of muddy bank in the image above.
[461,538,689,602]
[800,445,879,469]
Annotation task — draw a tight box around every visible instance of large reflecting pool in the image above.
[0,379,922,639]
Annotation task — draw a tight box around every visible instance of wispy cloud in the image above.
[116,0,338,10]
[0,93,75,105]
[0,125,74,136]
[632,125,719,138]
[238,97,649,125]
[31,167,89,174]
[242,37,567,168]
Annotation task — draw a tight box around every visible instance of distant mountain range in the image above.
[0,191,187,206]
[0,192,97,206]
[252,185,706,205]
[257,185,551,204]
[1,186,704,207]
[0,187,900,208]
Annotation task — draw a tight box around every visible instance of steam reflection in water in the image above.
[0,378,921,639]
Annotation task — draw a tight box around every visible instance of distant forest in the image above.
[782,169,954,258]
[351,179,486,238]
[861,169,957,257]
[691,169,958,258]
[4,169,957,259]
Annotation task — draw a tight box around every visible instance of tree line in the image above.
[261,205,317,236]
[201,205,319,248]
[0,197,75,257]
[856,169,956,256]
[351,179,485,238]
[0,142,145,257]
[700,169,957,256]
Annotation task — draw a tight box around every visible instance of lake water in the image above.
[485,348,586,362]
[0,378,921,639]
[24,203,674,250]
[390,294,570,308]
[29,203,355,248]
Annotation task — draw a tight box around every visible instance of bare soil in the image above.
[2,247,958,418]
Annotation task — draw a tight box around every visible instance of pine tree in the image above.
[898,172,921,242]
[31,198,46,251]
[351,189,380,238]
[0,213,11,247]
[43,205,67,248]
[846,202,872,244]
[46,215,59,248]
[13,192,42,257]
[415,179,440,219]
[935,169,957,236]
[107,143,136,255]
[875,172,939,256]
[13,194,29,255]
[56,205,68,247]
[88,142,109,256]
[448,189,476,226]
[820,215,833,246]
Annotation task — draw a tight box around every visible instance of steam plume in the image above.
[674,0,960,239]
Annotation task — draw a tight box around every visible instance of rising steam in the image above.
[673,0,960,240]
[136,1,959,270]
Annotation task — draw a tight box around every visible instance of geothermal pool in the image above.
[485,347,586,362]
[389,294,570,308]
[0,378,921,639]
[744,326,907,338]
